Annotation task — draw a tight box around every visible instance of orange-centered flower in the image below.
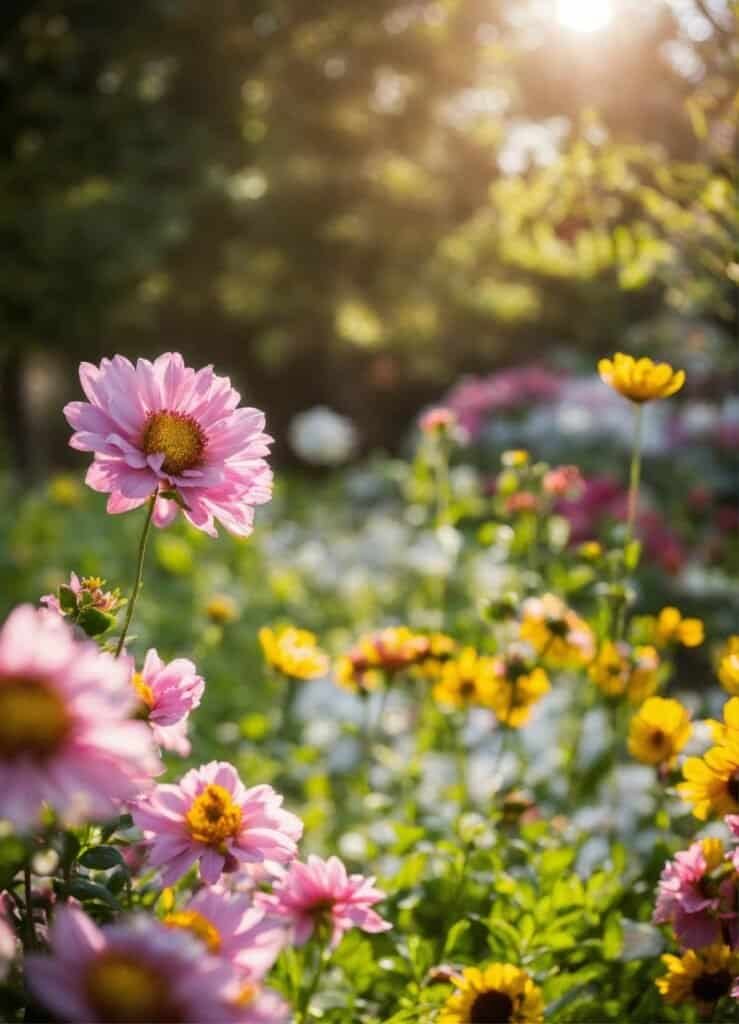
[141,410,206,476]
[598,353,685,403]
[85,952,176,1024]
[0,679,70,758]
[165,909,221,953]
[185,784,243,847]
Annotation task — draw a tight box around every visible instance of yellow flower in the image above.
[439,963,544,1024]
[653,606,704,648]
[628,697,691,766]
[335,627,454,691]
[678,740,739,819]
[718,637,739,696]
[47,473,83,507]
[706,697,739,745]
[519,594,594,668]
[205,594,239,625]
[589,642,661,704]
[656,944,739,1011]
[501,449,530,468]
[259,625,329,680]
[598,352,686,403]
[433,648,497,709]
[488,658,550,729]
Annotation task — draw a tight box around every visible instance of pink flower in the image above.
[0,605,160,829]
[0,893,16,981]
[26,904,236,1023]
[132,761,303,886]
[256,854,391,949]
[41,572,121,617]
[653,838,737,949]
[225,981,290,1024]
[444,366,564,438]
[132,649,205,755]
[165,887,286,978]
[64,352,273,537]
[419,407,458,435]
[542,464,584,498]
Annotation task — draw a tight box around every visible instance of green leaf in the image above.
[78,846,125,870]
[58,585,78,613]
[77,607,116,637]
[68,878,120,908]
[624,540,642,571]
[602,911,623,960]
[443,920,470,955]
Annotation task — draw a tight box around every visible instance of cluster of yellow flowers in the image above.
[433,647,550,729]
[335,627,456,692]
[518,594,595,669]
[588,641,662,704]
[259,625,330,680]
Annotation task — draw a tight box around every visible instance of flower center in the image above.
[459,680,477,698]
[469,989,514,1023]
[728,775,739,805]
[233,982,257,1008]
[164,909,221,953]
[0,679,70,759]
[185,784,243,847]
[142,411,205,476]
[85,953,181,1023]
[692,969,732,1004]
[132,672,155,710]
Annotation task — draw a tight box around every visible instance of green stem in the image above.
[114,493,157,658]
[296,940,328,1022]
[434,437,452,529]
[23,863,35,950]
[625,403,644,546]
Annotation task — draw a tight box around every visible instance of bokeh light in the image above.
[556,0,613,32]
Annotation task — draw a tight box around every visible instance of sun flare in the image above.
[556,0,613,33]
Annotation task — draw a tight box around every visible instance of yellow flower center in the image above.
[233,982,257,1008]
[164,909,221,952]
[184,784,243,847]
[142,410,205,476]
[85,953,180,1023]
[469,989,514,1023]
[132,672,154,710]
[0,679,70,758]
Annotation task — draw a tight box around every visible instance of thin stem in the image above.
[296,940,328,1022]
[625,403,644,546]
[115,493,157,658]
[23,863,35,950]
[434,437,452,529]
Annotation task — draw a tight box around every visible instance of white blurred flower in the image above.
[619,920,664,961]
[288,406,358,465]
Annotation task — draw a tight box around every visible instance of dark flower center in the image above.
[728,775,739,804]
[469,989,514,1023]
[692,969,731,1003]
[0,679,70,758]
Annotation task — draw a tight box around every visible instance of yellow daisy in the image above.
[678,740,739,819]
[259,625,329,680]
[718,637,739,696]
[589,642,661,704]
[433,648,497,709]
[598,353,686,403]
[706,697,739,745]
[488,658,550,729]
[439,963,544,1024]
[628,697,691,766]
[657,944,739,1011]
[653,606,704,648]
[519,594,594,668]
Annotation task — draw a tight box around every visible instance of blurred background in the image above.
[0,0,736,477]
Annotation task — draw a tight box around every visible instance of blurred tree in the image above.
[0,0,736,470]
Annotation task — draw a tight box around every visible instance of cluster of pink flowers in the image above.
[556,473,686,573]
[12,352,392,1024]
[443,365,564,439]
[654,833,739,951]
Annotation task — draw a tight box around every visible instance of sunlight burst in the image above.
[556,0,613,33]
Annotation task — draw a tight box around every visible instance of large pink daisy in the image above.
[256,854,391,949]
[0,605,160,829]
[132,761,303,886]
[64,352,273,536]
[26,904,237,1023]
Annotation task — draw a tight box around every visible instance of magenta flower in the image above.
[133,761,303,886]
[653,838,738,949]
[225,980,290,1024]
[165,887,286,978]
[132,648,205,755]
[256,854,391,949]
[26,904,237,1023]
[64,352,273,537]
[0,605,159,829]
